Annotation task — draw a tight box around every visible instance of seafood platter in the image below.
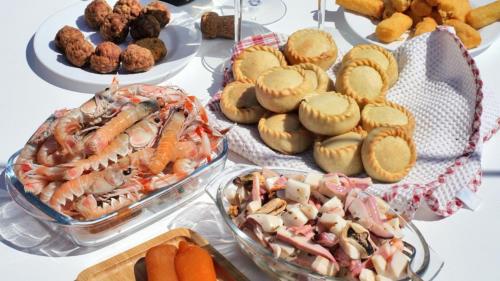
[5,81,228,246]
[208,165,431,281]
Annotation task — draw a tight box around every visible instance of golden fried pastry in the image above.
[284,29,338,70]
[336,0,384,19]
[383,0,397,19]
[220,81,267,124]
[255,66,309,113]
[410,0,432,17]
[414,17,438,36]
[391,0,411,12]
[314,129,367,175]
[466,1,500,30]
[258,113,313,154]
[437,0,471,22]
[293,63,333,93]
[361,101,415,134]
[233,45,287,83]
[445,19,481,49]
[342,44,398,87]
[298,92,360,136]
[376,12,413,43]
[336,59,388,106]
[406,7,424,27]
[361,127,416,182]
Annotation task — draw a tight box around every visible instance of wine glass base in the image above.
[242,0,287,25]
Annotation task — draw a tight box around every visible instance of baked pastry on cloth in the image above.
[361,101,415,134]
[284,29,338,70]
[220,81,267,124]
[361,127,416,182]
[258,113,313,154]
[293,63,334,93]
[233,45,287,83]
[298,92,360,136]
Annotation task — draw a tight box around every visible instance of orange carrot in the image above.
[145,244,179,281]
[174,241,216,281]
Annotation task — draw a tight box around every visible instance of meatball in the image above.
[121,44,155,72]
[143,1,171,28]
[100,13,129,44]
[54,25,84,53]
[84,0,112,29]
[65,39,94,67]
[90,41,121,73]
[113,0,142,20]
[130,14,161,40]
[135,38,167,62]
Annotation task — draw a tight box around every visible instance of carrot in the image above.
[174,241,216,281]
[145,244,179,281]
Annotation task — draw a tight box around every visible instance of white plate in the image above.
[343,0,500,55]
[33,0,201,93]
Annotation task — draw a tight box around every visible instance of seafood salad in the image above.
[14,81,223,220]
[225,169,410,280]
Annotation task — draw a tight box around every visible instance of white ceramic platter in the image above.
[343,0,500,55]
[33,0,201,93]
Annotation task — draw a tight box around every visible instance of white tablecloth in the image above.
[0,1,499,280]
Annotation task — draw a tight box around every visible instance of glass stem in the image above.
[234,0,243,42]
[318,0,326,30]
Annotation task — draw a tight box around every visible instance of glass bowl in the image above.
[208,164,433,281]
[4,138,228,247]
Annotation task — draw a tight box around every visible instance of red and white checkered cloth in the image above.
[207,28,500,218]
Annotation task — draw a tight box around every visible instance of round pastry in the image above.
[255,66,309,113]
[293,63,333,93]
[258,113,313,154]
[113,0,142,21]
[100,13,130,44]
[65,39,94,67]
[90,41,121,73]
[220,81,267,124]
[130,14,161,40]
[135,38,167,62]
[361,101,415,134]
[314,128,367,175]
[85,0,112,30]
[342,44,399,87]
[54,26,84,53]
[298,92,360,136]
[336,59,388,106]
[143,1,171,28]
[284,29,338,70]
[361,127,416,182]
[232,45,287,83]
[121,44,155,72]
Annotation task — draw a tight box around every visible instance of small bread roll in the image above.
[391,0,411,12]
[438,0,471,22]
[466,1,500,30]
[376,12,413,43]
[337,0,384,19]
[411,0,432,17]
[414,17,438,36]
[445,19,481,49]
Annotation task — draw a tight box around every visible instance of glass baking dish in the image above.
[4,138,228,247]
[207,164,441,281]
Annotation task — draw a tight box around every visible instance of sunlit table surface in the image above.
[0,1,499,280]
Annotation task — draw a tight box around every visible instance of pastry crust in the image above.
[361,127,416,182]
[298,92,360,136]
[233,45,287,83]
[220,81,267,124]
[258,113,313,154]
[342,44,399,87]
[284,29,338,70]
[336,59,389,107]
[255,66,310,113]
[293,63,334,93]
[314,130,367,175]
[361,101,415,134]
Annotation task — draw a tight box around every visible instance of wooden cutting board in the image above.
[77,228,249,281]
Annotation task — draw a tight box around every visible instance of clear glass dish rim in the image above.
[213,164,431,281]
[4,137,228,226]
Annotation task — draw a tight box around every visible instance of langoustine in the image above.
[15,82,224,220]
